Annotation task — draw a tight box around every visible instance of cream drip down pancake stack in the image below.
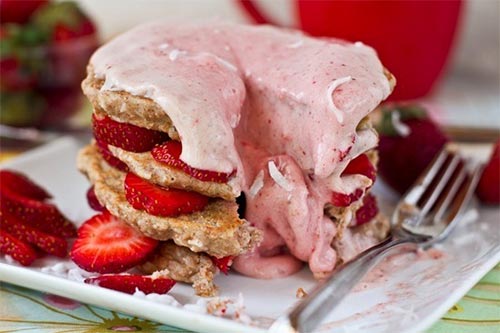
[77,21,395,296]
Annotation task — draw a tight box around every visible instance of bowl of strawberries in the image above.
[0,0,98,129]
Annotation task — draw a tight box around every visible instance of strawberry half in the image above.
[210,256,233,275]
[0,185,76,238]
[85,274,176,295]
[70,211,158,273]
[86,186,106,212]
[353,193,379,226]
[331,154,376,207]
[0,211,67,258]
[92,114,169,153]
[151,141,235,183]
[0,230,38,266]
[476,140,500,205]
[0,169,52,201]
[124,173,209,217]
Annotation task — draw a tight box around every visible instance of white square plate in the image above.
[1,137,499,333]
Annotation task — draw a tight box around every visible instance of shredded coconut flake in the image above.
[268,161,292,191]
[133,289,181,307]
[391,111,411,137]
[287,39,304,48]
[249,170,264,198]
[39,261,93,282]
[169,49,187,61]
[326,76,352,123]
[354,41,365,47]
[3,255,14,264]
[158,43,169,50]
[214,56,237,72]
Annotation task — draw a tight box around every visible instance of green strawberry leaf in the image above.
[0,92,46,126]
[377,104,428,136]
[31,1,83,36]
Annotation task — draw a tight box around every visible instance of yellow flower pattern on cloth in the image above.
[0,285,191,333]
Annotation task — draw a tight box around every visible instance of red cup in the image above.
[238,0,463,101]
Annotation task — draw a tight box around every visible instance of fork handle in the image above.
[276,236,411,333]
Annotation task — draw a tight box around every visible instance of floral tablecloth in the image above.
[1,264,498,332]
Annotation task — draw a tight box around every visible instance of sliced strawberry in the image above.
[0,186,76,238]
[0,230,38,266]
[342,154,376,182]
[151,141,235,183]
[124,173,209,217]
[92,114,169,153]
[70,211,158,273]
[0,169,52,201]
[95,140,129,172]
[85,274,176,295]
[86,186,106,212]
[210,256,233,275]
[331,189,364,207]
[0,211,67,257]
[330,154,375,207]
[476,140,500,205]
[353,193,379,226]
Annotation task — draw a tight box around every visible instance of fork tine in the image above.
[419,153,461,217]
[401,147,450,205]
[432,159,468,223]
[433,160,483,241]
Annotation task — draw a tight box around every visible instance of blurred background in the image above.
[0,0,499,140]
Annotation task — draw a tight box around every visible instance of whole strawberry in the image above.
[476,140,500,205]
[376,105,449,194]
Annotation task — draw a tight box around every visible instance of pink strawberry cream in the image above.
[90,21,393,279]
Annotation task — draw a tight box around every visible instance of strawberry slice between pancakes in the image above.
[85,274,176,295]
[92,114,169,152]
[331,154,376,207]
[124,172,210,217]
[70,211,158,273]
[95,139,129,172]
[86,186,106,212]
[151,141,235,183]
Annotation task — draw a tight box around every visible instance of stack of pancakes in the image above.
[77,21,396,296]
[78,71,262,296]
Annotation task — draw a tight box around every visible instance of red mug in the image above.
[238,0,463,101]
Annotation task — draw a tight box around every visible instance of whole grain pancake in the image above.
[77,144,262,258]
[82,68,179,138]
[108,145,236,200]
[139,241,217,297]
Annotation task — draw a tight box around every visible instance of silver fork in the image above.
[269,145,483,333]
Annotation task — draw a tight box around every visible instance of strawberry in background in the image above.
[0,0,97,128]
[376,105,449,194]
[476,140,500,205]
[376,104,499,206]
[0,0,47,24]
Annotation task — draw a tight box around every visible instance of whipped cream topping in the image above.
[90,21,392,278]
